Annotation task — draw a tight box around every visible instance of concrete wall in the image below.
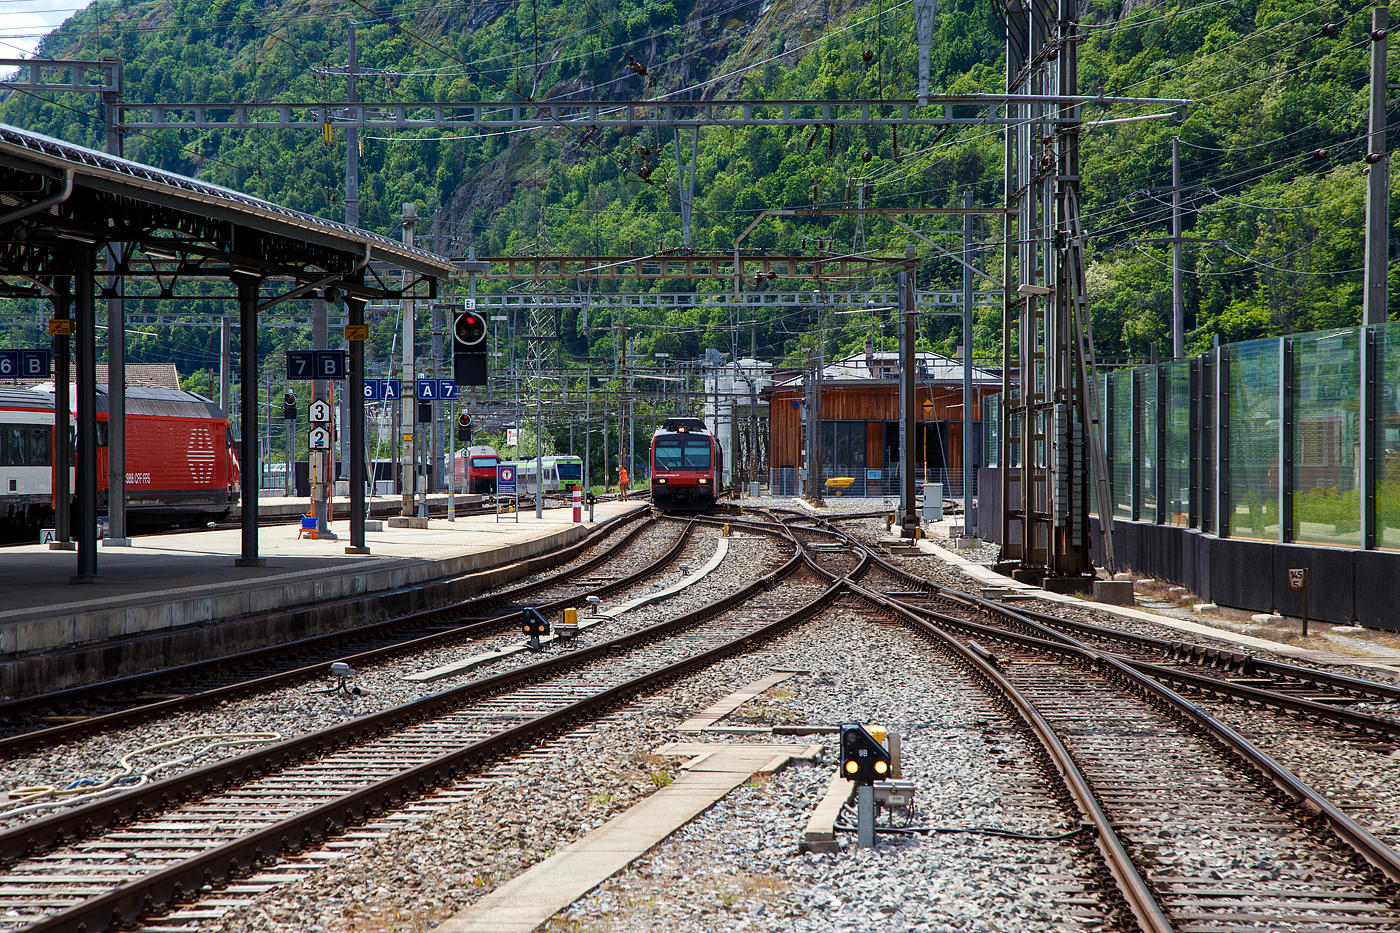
[978,466,1400,630]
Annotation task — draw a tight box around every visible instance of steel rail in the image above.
[856,580,1400,887]
[846,532,1400,706]
[0,511,672,757]
[1008,601,1400,703]
[806,525,1400,891]
[847,581,1172,933]
[889,596,1400,741]
[6,529,811,932]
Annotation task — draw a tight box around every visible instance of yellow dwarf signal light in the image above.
[839,722,892,785]
[563,607,579,626]
[723,523,731,536]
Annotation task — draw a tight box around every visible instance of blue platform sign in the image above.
[497,464,517,495]
[19,349,49,378]
[0,349,53,379]
[438,379,460,400]
[286,350,316,380]
[416,378,437,400]
[363,378,403,401]
[316,350,348,380]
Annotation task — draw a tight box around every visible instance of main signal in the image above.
[453,304,488,386]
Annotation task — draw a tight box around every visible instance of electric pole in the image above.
[400,203,416,518]
[1172,136,1184,358]
[1365,6,1390,326]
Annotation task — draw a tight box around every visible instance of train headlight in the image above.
[699,478,710,484]
[655,478,667,484]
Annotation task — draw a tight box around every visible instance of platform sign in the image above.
[308,425,332,449]
[0,349,49,378]
[315,350,348,380]
[286,350,316,380]
[416,378,437,400]
[308,399,332,423]
[363,378,404,401]
[437,379,460,400]
[19,349,49,378]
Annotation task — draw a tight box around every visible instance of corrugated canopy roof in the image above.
[0,122,456,281]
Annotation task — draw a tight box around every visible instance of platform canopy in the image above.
[0,121,456,578]
[0,121,455,295]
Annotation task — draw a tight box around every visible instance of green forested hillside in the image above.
[0,0,1395,385]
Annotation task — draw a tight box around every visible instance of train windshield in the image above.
[469,456,498,468]
[557,461,582,480]
[654,436,711,470]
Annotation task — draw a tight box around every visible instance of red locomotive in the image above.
[453,445,501,494]
[650,417,723,512]
[0,385,240,538]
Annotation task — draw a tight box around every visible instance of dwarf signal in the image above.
[840,722,891,784]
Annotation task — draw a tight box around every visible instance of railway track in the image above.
[9,507,1400,932]
[0,513,836,932]
[0,510,681,754]
[764,516,1400,930]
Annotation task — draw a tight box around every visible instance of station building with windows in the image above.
[766,341,1002,498]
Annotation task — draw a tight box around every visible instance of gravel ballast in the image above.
[178,607,1108,933]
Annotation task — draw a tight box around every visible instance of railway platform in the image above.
[0,500,648,697]
[227,491,486,523]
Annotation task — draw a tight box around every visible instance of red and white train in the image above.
[650,417,723,512]
[0,385,241,538]
[453,445,502,494]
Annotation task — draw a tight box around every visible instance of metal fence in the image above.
[986,320,1400,551]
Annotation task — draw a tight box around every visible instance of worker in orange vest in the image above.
[619,464,629,501]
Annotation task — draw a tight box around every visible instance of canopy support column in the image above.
[52,276,75,550]
[235,274,265,567]
[347,283,369,555]
[72,250,100,582]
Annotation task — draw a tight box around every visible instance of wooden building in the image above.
[767,345,1001,496]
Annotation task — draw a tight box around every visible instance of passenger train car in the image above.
[650,417,723,512]
[505,455,584,495]
[0,385,240,538]
[453,445,501,494]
